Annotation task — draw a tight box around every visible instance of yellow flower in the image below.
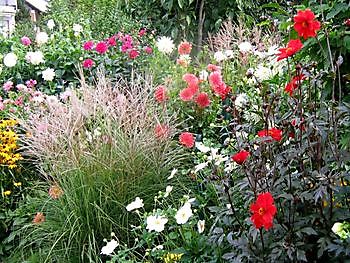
[14,182,22,187]
[163,253,184,263]
[3,190,11,196]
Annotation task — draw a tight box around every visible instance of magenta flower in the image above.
[83,41,94,51]
[83,58,94,68]
[21,36,32,46]
[95,41,108,54]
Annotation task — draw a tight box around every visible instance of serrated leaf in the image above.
[326,3,348,20]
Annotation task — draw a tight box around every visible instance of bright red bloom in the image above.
[195,92,210,108]
[154,85,168,103]
[83,40,94,50]
[294,9,321,39]
[83,58,94,69]
[284,74,305,96]
[258,127,283,142]
[155,124,170,139]
[212,83,231,100]
[345,19,350,27]
[178,41,192,55]
[179,87,196,101]
[250,192,277,230]
[128,49,140,59]
[179,132,195,148]
[277,39,303,61]
[231,150,250,165]
[95,41,108,54]
[207,64,221,72]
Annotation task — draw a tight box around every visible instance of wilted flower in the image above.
[3,53,17,67]
[33,212,45,224]
[156,36,175,54]
[175,202,193,224]
[42,68,55,81]
[36,32,49,45]
[146,215,168,232]
[126,197,144,211]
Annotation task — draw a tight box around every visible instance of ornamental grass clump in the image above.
[14,70,188,262]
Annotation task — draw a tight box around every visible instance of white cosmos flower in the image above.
[195,142,211,153]
[214,51,227,62]
[197,220,205,233]
[235,93,248,109]
[167,168,177,180]
[238,41,252,53]
[164,186,173,198]
[146,215,168,232]
[3,53,17,67]
[25,51,44,65]
[42,68,55,81]
[36,32,49,45]
[156,36,175,54]
[100,239,119,255]
[126,197,144,211]
[47,19,55,30]
[175,202,193,224]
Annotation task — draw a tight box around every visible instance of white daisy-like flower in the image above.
[156,36,175,54]
[255,65,273,82]
[235,93,249,109]
[194,162,208,173]
[164,185,173,198]
[197,220,205,233]
[146,215,168,232]
[126,197,144,212]
[3,53,17,67]
[213,51,227,62]
[47,19,55,30]
[25,51,44,65]
[36,32,49,45]
[100,239,119,255]
[224,49,234,58]
[42,68,55,81]
[175,202,193,224]
[238,41,252,53]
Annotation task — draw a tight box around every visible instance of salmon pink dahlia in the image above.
[178,41,192,55]
[182,73,199,86]
[250,192,277,230]
[277,39,303,61]
[293,9,321,39]
[179,132,195,148]
[155,124,170,139]
[195,92,210,108]
[154,85,168,103]
[232,150,250,165]
[179,87,196,101]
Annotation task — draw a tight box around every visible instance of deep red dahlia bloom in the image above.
[250,192,277,230]
[178,41,192,55]
[258,127,283,142]
[284,74,305,96]
[276,39,303,61]
[95,41,108,54]
[83,40,94,51]
[195,92,210,108]
[293,9,321,39]
[212,83,231,100]
[232,150,250,165]
[179,132,195,148]
[154,85,168,103]
[83,58,94,69]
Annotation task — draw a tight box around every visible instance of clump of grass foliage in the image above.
[11,70,189,262]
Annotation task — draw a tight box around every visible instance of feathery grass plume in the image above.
[14,69,190,262]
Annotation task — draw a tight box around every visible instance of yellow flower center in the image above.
[258,207,265,215]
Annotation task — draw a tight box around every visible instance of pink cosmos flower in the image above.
[3,81,13,92]
[128,49,140,59]
[21,36,32,46]
[138,28,147,37]
[26,79,37,88]
[95,41,108,54]
[83,40,94,50]
[83,59,94,68]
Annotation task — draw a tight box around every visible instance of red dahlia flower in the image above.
[154,85,168,103]
[232,150,250,165]
[212,83,231,100]
[293,9,321,39]
[179,132,195,148]
[128,49,140,59]
[250,192,277,230]
[285,74,305,96]
[195,92,210,108]
[107,36,117,47]
[277,39,303,61]
[95,41,108,54]
[83,58,94,69]
[178,41,192,55]
[83,40,94,50]
[179,87,196,101]
[258,127,283,142]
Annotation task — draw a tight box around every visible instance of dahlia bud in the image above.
[344,18,350,27]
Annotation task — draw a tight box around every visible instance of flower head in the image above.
[179,132,195,148]
[144,46,153,54]
[195,92,210,108]
[49,185,63,199]
[178,41,192,55]
[179,87,196,101]
[83,40,94,50]
[36,32,49,45]
[175,202,193,224]
[257,127,283,142]
[197,220,205,233]
[47,19,55,30]
[231,150,250,165]
[126,197,144,211]
[284,74,305,96]
[25,51,45,65]
[21,36,31,46]
[3,53,17,67]
[156,36,175,54]
[146,215,168,232]
[154,85,168,103]
[277,39,303,61]
[294,9,321,39]
[214,51,227,62]
[101,239,119,255]
[128,49,139,59]
[3,81,13,92]
[238,41,252,53]
[83,58,94,69]
[250,192,277,230]
[155,124,170,139]
[33,212,45,224]
[42,68,55,81]
[73,24,83,35]
[95,41,108,54]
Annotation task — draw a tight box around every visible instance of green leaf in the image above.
[326,3,348,20]
[301,227,318,235]
[177,0,183,9]
[186,15,191,26]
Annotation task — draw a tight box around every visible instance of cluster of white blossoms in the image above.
[213,50,234,63]
[25,51,45,65]
[156,36,175,54]
[73,24,83,36]
[36,31,49,45]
